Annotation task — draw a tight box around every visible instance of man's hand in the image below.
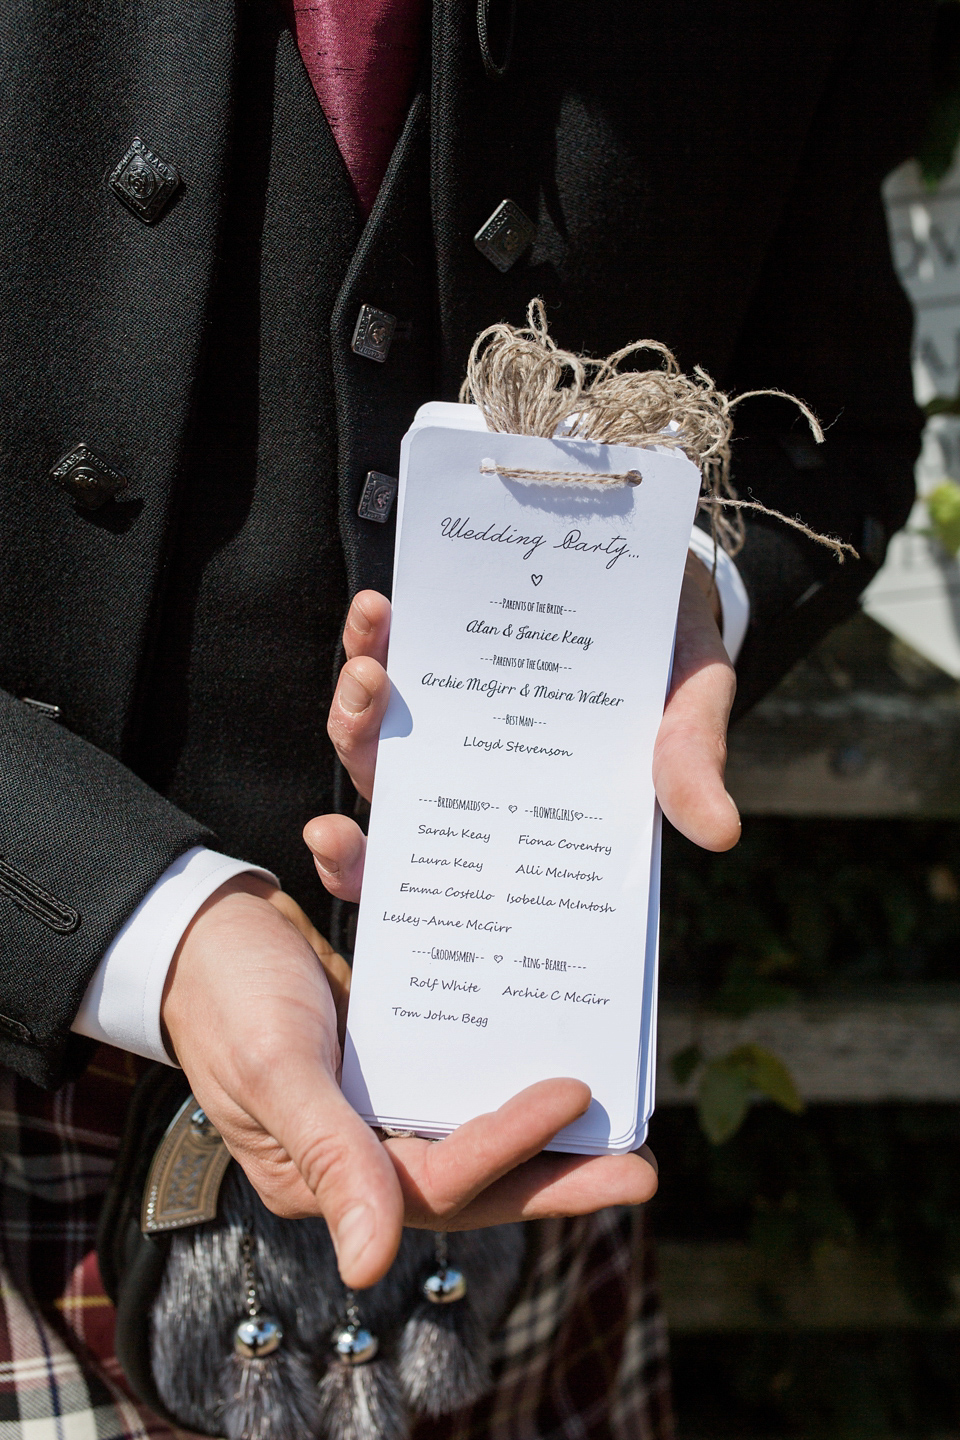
[164,560,730,1292]
[161,871,658,1291]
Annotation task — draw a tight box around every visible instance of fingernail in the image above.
[725,792,742,836]
[334,1203,374,1275]
[339,672,371,714]
[314,853,340,879]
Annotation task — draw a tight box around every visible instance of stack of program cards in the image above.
[340,403,701,1154]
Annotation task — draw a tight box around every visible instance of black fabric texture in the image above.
[0,693,212,1087]
[0,0,932,1084]
[724,1,928,715]
[426,0,929,719]
[133,11,359,915]
[331,82,439,602]
[0,0,238,1083]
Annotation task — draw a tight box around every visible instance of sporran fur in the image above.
[316,1356,408,1440]
[150,1166,525,1439]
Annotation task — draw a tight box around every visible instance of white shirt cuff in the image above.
[71,846,279,1066]
[687,525,750,663]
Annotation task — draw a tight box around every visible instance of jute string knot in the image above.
[459,299,857,563]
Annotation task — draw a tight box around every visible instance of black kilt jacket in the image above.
[0,0,932,1086]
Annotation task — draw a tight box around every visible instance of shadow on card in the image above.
[549,1096,615,1151]
[498,439,641,521]
[380,685,413,740]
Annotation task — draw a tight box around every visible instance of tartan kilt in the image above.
[0,1048,673,1440]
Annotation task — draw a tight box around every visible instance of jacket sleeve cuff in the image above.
[687,526,751,663]
[70,847,279,1066]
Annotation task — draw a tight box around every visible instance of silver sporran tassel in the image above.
[422,1233,467,1305]
[398,1232,488,1417]
[330,1290,379,1366]
[318,1288,407,1440]
[219,1230,318,1440]
[233,1234,284,1357]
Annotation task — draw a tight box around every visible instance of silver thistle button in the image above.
[474,199,536,272]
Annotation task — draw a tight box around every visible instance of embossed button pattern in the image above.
[357,471,398,522]
[474,199,536,272]
[50,443,128,511]
[108,137,181,224]
[351,305,397,363]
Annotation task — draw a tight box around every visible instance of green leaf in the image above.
[696,1045,804,1143]
[927,481,960,556]
[918,88,960,189]
[670,1043,702,1086]
[726,1043,805,1115]
[917,0,960,189]
[698,1060,751,1144]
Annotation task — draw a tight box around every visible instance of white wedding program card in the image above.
[341,404,701,1153]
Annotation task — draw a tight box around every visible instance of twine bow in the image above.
[459,300,857,563]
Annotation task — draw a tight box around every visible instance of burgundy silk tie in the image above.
[286,0,429,217]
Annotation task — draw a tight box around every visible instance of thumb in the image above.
[653,568,740,851]
[163,886,404,1288]
[243,1054,405,1288]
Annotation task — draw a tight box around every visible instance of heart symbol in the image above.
[494,955,503,963]
[508,804,517,813]
[531,574,543,587]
